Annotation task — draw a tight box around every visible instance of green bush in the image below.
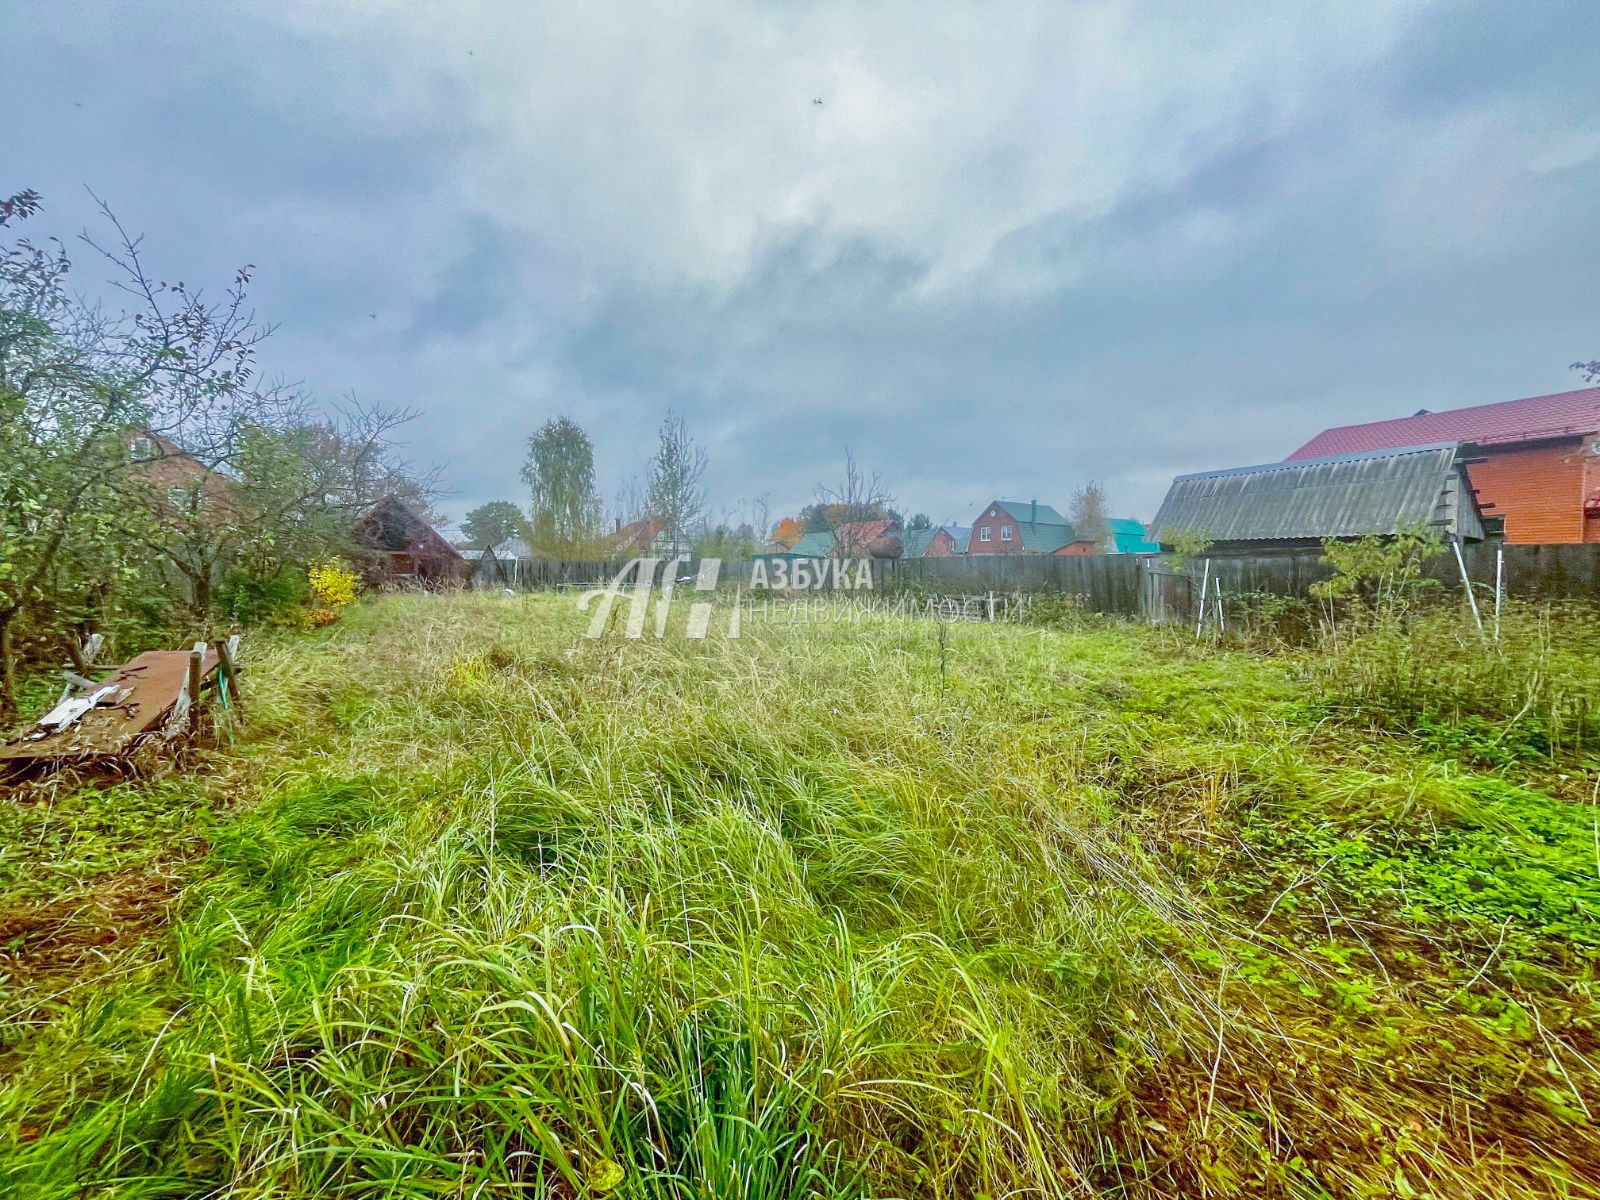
[220,566,309,626]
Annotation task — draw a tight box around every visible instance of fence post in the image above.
[1450,537,1484,633]
[188,642,205,731]
[1493,544,1504,642]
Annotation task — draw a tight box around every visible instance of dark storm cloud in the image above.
[4,1,1599,529]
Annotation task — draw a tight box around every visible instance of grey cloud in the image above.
[4,0,1599,529]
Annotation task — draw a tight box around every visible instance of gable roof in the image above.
[977,500,1076,552]
[901,527,950,557]
[1150,443,1485,545]
[941,524,970,546]
[610,516,664,556]
[1289,386,1600,459]
[786,530,836,557]
[832,519,902,557]
[353,495,465,562]
[994,500,1069,526]
[1108,518,1159,554]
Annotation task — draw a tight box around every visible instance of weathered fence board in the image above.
[477,543,1600,623]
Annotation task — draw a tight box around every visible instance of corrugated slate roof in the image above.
[1150,443,1484,544]
[1289,386,1600,459]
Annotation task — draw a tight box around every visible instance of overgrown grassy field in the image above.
[3,592,1599,1198]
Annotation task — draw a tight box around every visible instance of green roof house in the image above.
[968,499,1090,555]
[756,530,836,563]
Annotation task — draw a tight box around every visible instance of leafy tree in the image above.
[462,500,526,547]
[797,503,831,532]
[645,411,707,557]
[521,416,601,556]
[771,517,803,548]
[1572,358,1599,382]
[128,403,427,618]
[1166,529,1213,574]
[0,191,270,715]
[0,191,434,715]
[1069,483,1112,550]
[907,512,933,530]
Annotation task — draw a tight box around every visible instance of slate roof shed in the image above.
[1149,443,1486,552]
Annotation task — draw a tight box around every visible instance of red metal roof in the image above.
[1288,387,1600,460]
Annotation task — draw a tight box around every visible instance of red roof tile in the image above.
[1288,387,1600,460]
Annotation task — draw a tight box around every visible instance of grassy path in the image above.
[2,592,1598,1197]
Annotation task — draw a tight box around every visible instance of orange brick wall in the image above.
[1466,439,1591,544]
[1587,450,1600,543]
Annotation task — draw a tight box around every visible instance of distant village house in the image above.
[352,495,466,587]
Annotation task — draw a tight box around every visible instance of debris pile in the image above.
[1,636,241,782]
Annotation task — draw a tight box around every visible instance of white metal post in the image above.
[1493,544,1504,642]
[1451,537,1483,633]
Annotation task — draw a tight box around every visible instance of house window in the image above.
[980,527,992,542]
[1000,526,1013,541]
[168,486,191,510]
[130,436,153,459]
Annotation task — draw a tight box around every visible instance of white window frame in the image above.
[1000,525,1013,542]
[979,527,992,542]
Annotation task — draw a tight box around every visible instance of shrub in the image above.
[220,567,310,627]
[305,557,360,627]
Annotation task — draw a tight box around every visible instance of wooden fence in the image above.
[472,543,1600,624]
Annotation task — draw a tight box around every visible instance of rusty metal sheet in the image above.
[0,649,219,766]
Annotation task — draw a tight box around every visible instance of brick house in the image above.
[967,500,1084,555]
[901,526,959,558]
[831,519,901,558]
[1289,386,1600,544]
[123,428,237,522]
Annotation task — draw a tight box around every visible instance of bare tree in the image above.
[646,410,708,557]
[814,448,896,556]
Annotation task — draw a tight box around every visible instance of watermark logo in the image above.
[578,556,876,639]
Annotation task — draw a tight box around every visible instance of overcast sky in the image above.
[6,1,1598,531]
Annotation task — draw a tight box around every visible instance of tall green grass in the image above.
[2,592,1598,1197]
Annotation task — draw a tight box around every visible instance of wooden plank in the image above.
[1,647,220,764]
